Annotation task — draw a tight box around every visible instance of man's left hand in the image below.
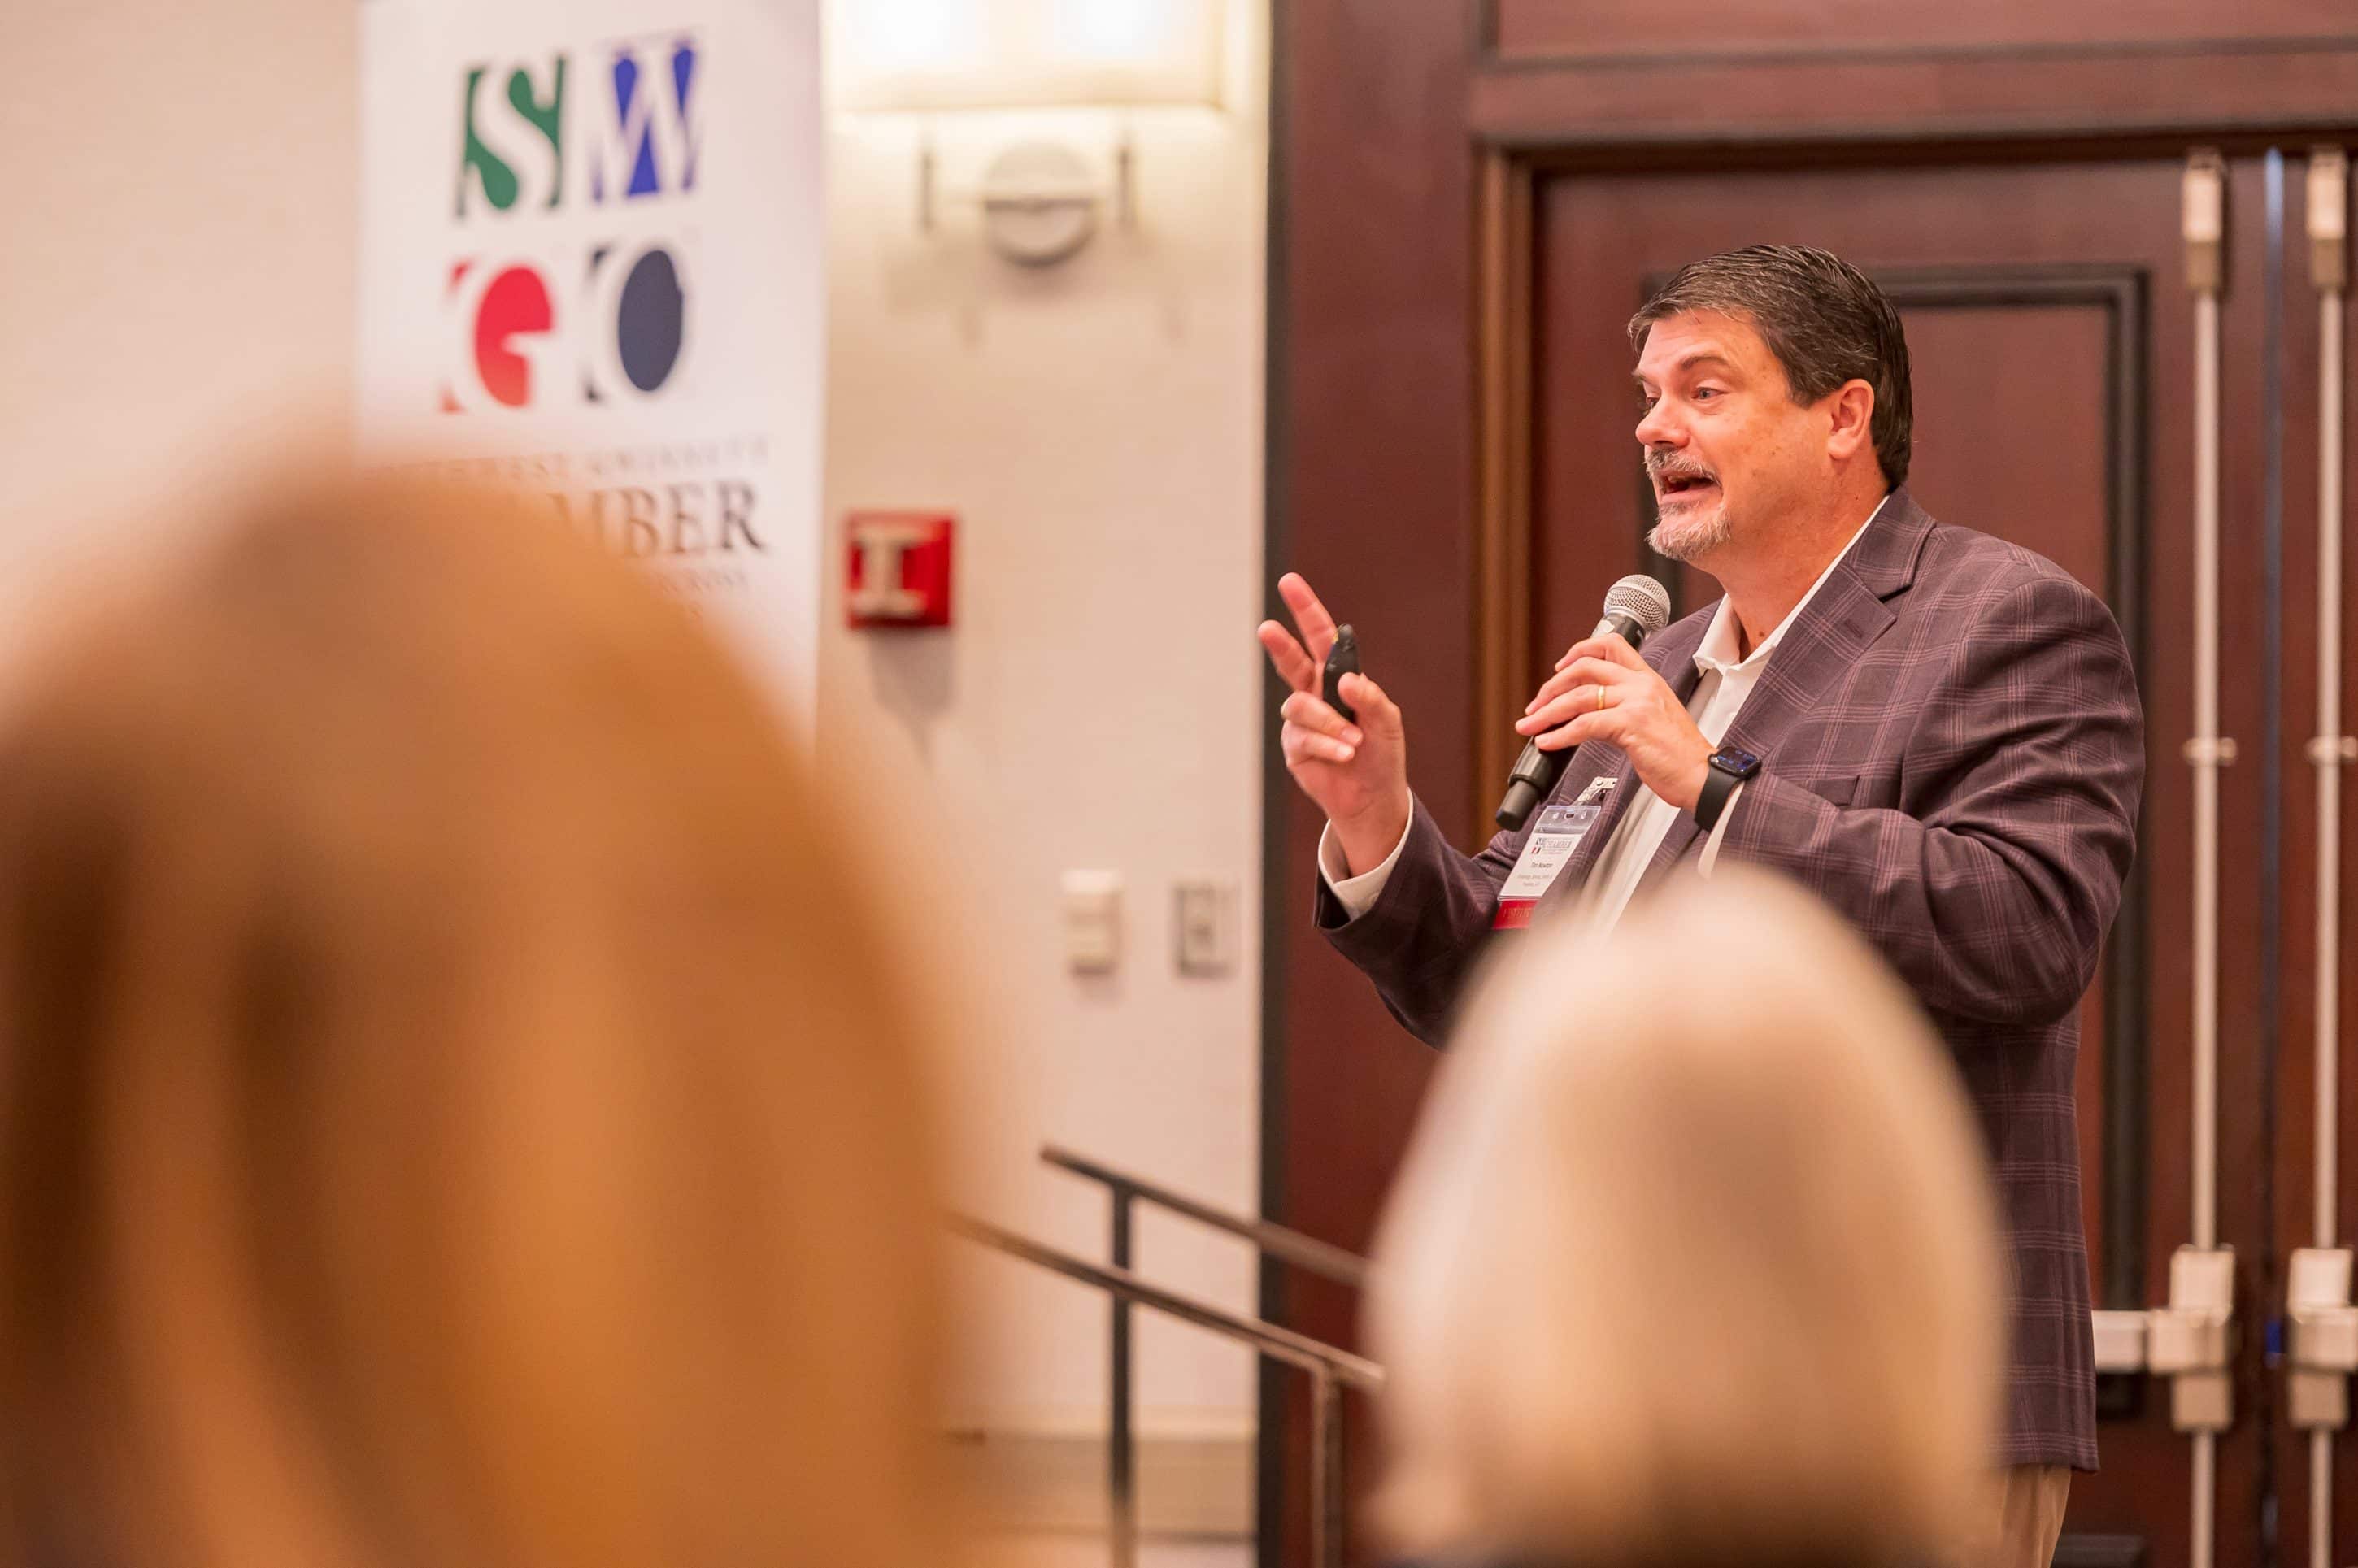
[1517,634,1712,812]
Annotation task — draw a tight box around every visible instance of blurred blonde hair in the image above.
[1368,868,2003,1568]
[0,472,948,1568]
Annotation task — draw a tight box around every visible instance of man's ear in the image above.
[1824,379,1877,465]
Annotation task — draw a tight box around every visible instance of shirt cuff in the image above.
[1318,813,1415,919]
[1698,780,1747,878]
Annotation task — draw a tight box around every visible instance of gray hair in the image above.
[1368,867,2000,1567]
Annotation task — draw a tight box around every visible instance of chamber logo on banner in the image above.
[442,41,698,411]
[441,243,688,410]
[361,1,824,717]
[407,28,756,575]
[455,41,700,215]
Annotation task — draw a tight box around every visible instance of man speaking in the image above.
[1258,246,2144,1566]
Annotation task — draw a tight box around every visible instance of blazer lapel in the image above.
[1636,493,1927,890]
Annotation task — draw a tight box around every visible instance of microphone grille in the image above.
[1605,574,1673,636]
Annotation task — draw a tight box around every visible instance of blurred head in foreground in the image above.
[1368,869,2003,1568]
[0,473,947,1568]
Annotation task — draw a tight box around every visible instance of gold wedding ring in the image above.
[1592,684,1608,714]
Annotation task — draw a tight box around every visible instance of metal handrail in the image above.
[950,1215,1383,1390]
[951,1214,1377,1568]
[1042,1143,1372,1289]
[1037,1145,1371,1568]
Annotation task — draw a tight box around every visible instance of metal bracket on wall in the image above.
[916,128,1138,267]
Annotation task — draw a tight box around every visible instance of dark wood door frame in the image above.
[1465,10,2358,152]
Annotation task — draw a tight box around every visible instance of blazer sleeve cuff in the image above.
[1318,797,1481,955]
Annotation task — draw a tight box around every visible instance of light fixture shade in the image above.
[831,0,1225,111]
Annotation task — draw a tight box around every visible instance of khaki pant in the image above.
[1960,1464,2072,1568]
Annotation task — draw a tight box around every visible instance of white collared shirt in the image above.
[1320,496,1888,927]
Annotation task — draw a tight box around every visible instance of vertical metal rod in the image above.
[2314,1427,2335,1568]
[2185,147,2228,1568]
[1110,1189,1138,1568]
[2311,143,2348,1568]
[2195,1431,2218,1568]
[2195,279,2224,1262]
[1310,1370,1343,1568]
[2317,284,2346,1253]
[2264,146,2288,1568]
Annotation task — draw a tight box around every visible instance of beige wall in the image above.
[820,20,1271,1447]
[4,0,1272,1462]
[0,2,358,670]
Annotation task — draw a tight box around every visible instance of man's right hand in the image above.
[1258,573,1412,877]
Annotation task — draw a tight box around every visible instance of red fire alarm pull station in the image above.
[846,512,955,628]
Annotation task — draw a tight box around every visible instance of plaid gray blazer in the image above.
[1318,489,2144,1472]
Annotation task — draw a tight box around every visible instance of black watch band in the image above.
[1693,747,1761,834]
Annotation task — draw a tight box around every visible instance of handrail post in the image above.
[950,1211,1379,1568]
[1110,1186,1138,1568]
[1311,1368,1343,1568]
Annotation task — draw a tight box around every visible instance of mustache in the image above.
[1645,451,1718,484]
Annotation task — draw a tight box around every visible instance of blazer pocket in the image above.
[1791,775,1859,807]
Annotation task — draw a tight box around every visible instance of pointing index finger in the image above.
[1277,572,1341,667]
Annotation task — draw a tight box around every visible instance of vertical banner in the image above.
[357,0,824,724]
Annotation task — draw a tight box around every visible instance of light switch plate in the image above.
[1062,871,1123,974]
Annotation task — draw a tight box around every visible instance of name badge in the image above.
[1492,800,1602,930]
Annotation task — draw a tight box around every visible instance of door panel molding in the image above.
[1477,0,2358,74]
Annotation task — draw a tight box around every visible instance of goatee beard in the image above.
[1649,505,1734,562]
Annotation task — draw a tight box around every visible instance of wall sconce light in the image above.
[830,0,1226,267]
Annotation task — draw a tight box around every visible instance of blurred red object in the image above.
[846,511,954,628]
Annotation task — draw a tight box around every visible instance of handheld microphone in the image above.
[1495,575,1672,832]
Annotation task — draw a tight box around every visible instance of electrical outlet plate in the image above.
[1174,879,1234,976]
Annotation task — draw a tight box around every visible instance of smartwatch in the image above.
[1694,745,1762,834]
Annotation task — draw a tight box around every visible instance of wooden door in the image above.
[1263,5,2358,1565]
[1514,152,2265,1568]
